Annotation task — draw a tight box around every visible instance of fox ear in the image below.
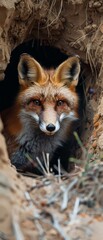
[18,54,46,86]
[54,56,80,86]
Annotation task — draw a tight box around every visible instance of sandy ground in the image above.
[1,130,103,240]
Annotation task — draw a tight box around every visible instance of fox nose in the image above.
[46,124,56,132]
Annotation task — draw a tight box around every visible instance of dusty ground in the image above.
[0,0,103,239]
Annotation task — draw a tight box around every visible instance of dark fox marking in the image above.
[69,62,80,82]
[70,62,77,76]
[21,60,29,79]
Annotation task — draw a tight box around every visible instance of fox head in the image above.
[17,53,80,136]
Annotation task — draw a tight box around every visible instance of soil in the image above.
[0,0,103,239]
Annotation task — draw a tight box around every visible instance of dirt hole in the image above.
[0,39,97,175]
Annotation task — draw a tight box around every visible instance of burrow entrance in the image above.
[0,39,99,174]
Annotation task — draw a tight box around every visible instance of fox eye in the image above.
[57,100,65,106]
[32,99,41,106]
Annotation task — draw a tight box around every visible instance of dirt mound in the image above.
[0,0,103,239]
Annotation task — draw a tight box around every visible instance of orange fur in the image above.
[1,54,81,171]
[1,103,22,136]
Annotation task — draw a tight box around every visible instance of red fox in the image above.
[1,54,80,174]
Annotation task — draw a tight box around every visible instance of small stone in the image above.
[93,2,101,8]
[98,133,103,150]
[49,229,57,235]
[93,114,100,124]
[96,125,103,134]
[92,24,97,29]
[0,73,5,81]
[98,97,103,116]
[61,17,66,23]
[40,200,47,207]
[92,131,97,138]
[92,141,97,148]
[100,24,103,33]
[89,87,95,94]
[97,187,103,207]
[94,121,99,128]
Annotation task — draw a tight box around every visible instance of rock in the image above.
[92,140,97,149]
[93,114,100,124]
[98,97,103,116]
[98,133,103,150]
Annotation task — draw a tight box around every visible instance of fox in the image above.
[1,53,81,174]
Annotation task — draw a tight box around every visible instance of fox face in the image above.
[1,53,81,173]
[17,54,80,137]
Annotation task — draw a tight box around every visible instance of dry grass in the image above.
[37,0,63,37]
[11,132,102,239]
[17,160,103,239]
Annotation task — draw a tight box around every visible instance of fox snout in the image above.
[39,107,60,135]
[39,120,60,135]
